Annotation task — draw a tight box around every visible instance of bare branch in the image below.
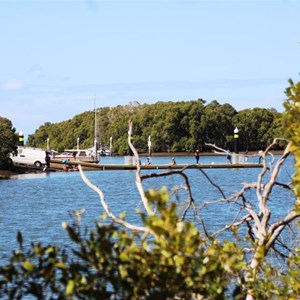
[140,166,196,221]
[262,142,291,203]
[197,168,226,199]
[274,181,292,190]
[205,143,227,155]
[79,165,150,234]
[253,140,289,235]
[257,141,291,236]
[257,139,289,206]
[212,209,247,237]
[267,211,300,249]
[194,214,210,239]
[128,121,154,216]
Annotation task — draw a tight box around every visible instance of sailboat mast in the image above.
[94,96,98,160]
[94,96,97,141]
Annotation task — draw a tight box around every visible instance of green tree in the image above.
[200,101,237,148]
[233,108,281,151]
[27,100,283,155]
[0,116,18,167]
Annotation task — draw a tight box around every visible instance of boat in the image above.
[55,98,110,163]
[55,149,99,163]
[98,146,110,156]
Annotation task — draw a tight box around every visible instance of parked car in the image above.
[7,146,46,168]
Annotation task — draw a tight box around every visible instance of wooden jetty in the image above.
[50,159,262,171]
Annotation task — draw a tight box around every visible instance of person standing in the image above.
[43,151,51,171]
[195,150,200,164]
[226,149,232,164]
[72,151,77,161]
[244,149,249,163]
[258,149,263,164]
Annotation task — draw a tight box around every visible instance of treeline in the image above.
[27,99,284,154]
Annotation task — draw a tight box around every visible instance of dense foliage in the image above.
[0,117,18,168]
[27,100,283,154]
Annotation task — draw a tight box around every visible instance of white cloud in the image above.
[1,79,24,91]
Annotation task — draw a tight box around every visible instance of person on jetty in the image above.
[244,149,249,163]
[43,151,51,171]
[226,149,232,164]
[194,150,200,164]
[258,149,264,164]
[72,151,77,160]
[146,157,151,165]
[171,157,177,165]
[62,159,74,171]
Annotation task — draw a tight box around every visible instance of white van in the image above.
[8,146,46,168]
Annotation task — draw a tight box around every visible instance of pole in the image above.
[109,137,112,156]
[233,127,239,164]
[47,138,50,151]
[94,139,98,160]
[94,96,97,142]
[94,96,99,160]
[148,136,151,156]
[77,137,80,150]
[234,127,239,154]
[19,132,24,146]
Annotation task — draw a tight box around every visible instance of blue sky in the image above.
[0,0,299,140]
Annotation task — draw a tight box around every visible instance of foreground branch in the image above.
[128,122,154,216]
[79,165,150,234]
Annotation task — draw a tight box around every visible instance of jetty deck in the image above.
[50,159,262,171]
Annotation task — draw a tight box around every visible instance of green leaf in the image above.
[66,280,75,296]
[23,261,35,272]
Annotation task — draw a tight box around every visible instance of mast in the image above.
[94,96,98,160]
[94,96,97,141]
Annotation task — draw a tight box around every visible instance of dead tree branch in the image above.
[79,165,150,234]
[128,122,154,216]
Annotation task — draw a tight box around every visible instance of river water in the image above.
[0,154,296,262]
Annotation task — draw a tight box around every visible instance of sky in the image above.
[0,0,299,141]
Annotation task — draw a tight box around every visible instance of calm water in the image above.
[0,154,295,261]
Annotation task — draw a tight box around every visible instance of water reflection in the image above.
[10,173,48,180]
